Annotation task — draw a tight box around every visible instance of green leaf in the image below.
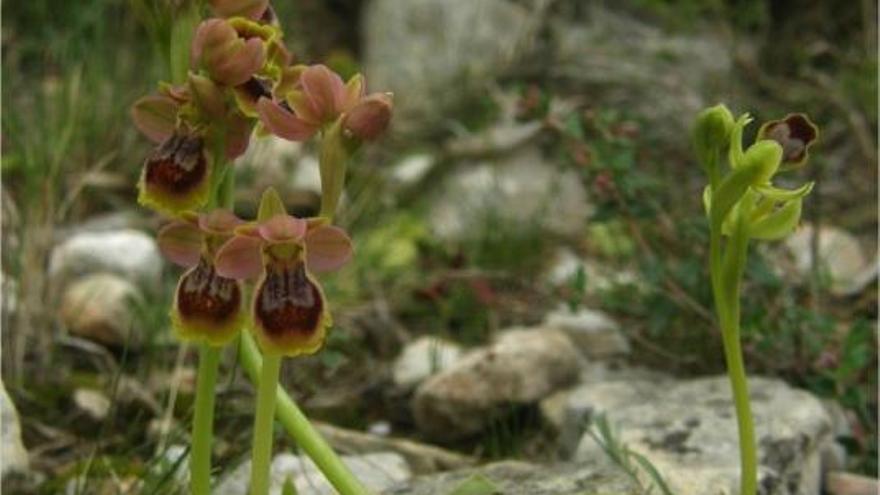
[448,474,501,495]
[710,161,763,228]
[630,451,674,495]
[749,198,803,241]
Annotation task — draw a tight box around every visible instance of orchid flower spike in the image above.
[158,209,249,345]
[214,188,353,356]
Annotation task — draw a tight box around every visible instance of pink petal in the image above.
[300,64,345,121]
[258,215,307,243]
[305,225,353,273]
[212,37,265,86]
[257,97,318,141]
[199,209,244,234]
[215,235,264,279]
[131,95,179,143]
[225,112,254,159]
[158,221,204,268]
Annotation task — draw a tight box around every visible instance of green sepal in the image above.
[257,187,287,221]
[748,197,803,241]
[727,114,752,169]
[709,157,763,228]
[754,182,814,202]
[693,104,734,172]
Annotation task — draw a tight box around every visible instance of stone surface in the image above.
[413,327,582,440]
[215,452,410,495]
[543,3,734,141]
[73,388,111,420]
[825,472,879,495]
[392,336,464,389]
[49,229,161,289]
[60,273,142,347]
[364,0,549,135]
[543,306,630,359]
[573,376,833,495]
[1,381,29,475]
[385,460,639,494]
[389,154,435,188]
[780,224,870,296]
[429,147,591,241]
[543,247,639,291]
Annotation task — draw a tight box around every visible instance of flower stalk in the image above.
[191,343,222,495]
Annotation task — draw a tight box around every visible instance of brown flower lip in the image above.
[177,257,243,328]
[759,113,818,167]
[253,259,324,342]
[144,132,208,196]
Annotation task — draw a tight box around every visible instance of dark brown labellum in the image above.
[254,260,323,340]
[144,132,208,196]
[762,114,817,165]
[177,257,242,327]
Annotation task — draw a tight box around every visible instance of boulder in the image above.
[413,327,581,440]
[385,459,639,494]
[49,229,161,289]
[543,306,630,359]
[429,146,591,242]
[215,451,411,495]
[60,273,143,347]
[392,336,464,389]
[573,375,833,495]
[780,224,871,296]
[1,381,28,476]
[364,0,550,135]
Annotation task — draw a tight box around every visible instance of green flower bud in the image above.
[693,104,734,170]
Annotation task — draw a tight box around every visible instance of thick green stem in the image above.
[250,352,282,495]
[709,219,757,495]
[191,344,221,495]
[239,334,369,495]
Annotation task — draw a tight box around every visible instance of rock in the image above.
[73,388,111,420]
[543,306,630,359]
[215,452,411,495]
[825,472,879,495]
[543,247,639,290]
[313,421,475,474]
[544,3,734,141]
[364,0,549,135]
[389,154,436,188]
[413,327,581,440]
[60,273,143,347]
[392,336,464,389]
[429,147,591,241]
[385,459,639,494]
[54,211,147,240]
[780,224,870,296]
[1,381,28,475]
[49,229,161,289]
[573,375,833,495]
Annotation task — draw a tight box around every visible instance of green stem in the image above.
[250,352,282,495]
[191,344,221,495]
[709,219,757,495]
[239,334,369,495]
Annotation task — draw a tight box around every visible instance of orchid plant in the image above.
[694,105,818,495]
[131,1,392,494]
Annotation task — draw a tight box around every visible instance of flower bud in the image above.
[342,93,393,142]
[693,104,734,169]
[192,19,265,86]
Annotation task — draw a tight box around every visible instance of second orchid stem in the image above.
[250,351,282,495]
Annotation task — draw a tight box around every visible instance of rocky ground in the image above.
[2,0,877,493]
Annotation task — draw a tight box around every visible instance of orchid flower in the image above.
[208,0,270,20]
[257,64,392,143]
[214,188,353,356]
[158,209,249,346]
